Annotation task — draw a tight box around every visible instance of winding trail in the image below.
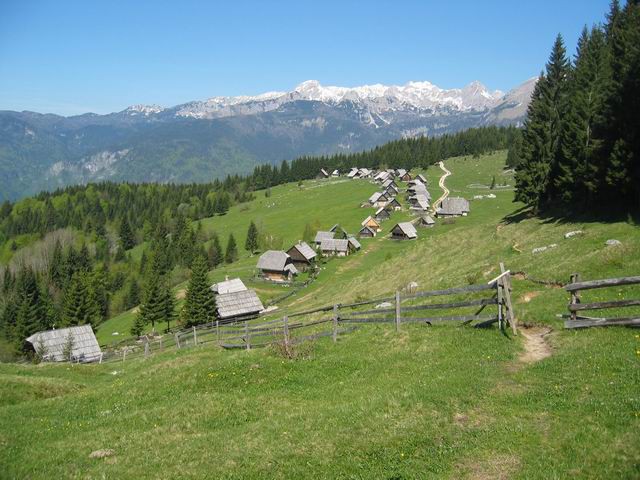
[431,161,451,212]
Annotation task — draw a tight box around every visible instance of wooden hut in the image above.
[390,222,418,240]
[361,215,381,232]
[387,197,402,211]
[368,192,389,208]
[257,250,298,282]
[320,238,351,257]
[374,206,391,221]
[415,214,435,228]
[286,241,317,271]
[314,230,335,246]
[25,325,101,363]
[358,225,376,238]
[347,236,361,251]
[316,168,329,179]
[436,197,470,217]
[216,289,264,320]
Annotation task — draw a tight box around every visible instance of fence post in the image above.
[569,273,581,323]
[332,305,338,343]
[395,290,401,332]
[192,326,197,346]
[245,321,250,351]
[283,316,290,348]
[497,277,504,332]
[122,348,127,363]
[144,339,150,358]
[175,333,180,349]
[159,336,163,351]
[216,320,220,345]
[499,262,517,335]
[99,352,103,364]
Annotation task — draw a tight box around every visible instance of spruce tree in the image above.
[137,270,165,333]
[225,233,238,264]
[61,272,98,327]
[207,233,223,268]
[245,221,259,254]
[181,255,215,327]
[119,218,135,250]
[160,283,176,332]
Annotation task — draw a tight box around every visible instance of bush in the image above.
[270,339,315,360]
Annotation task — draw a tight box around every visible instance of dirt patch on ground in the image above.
[175,289,186,300]
[518,326,553,364]
[456,453,521,480]
[520,291,542,303]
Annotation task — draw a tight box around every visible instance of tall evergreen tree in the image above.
[181,255,215,327]
[207,233,223,268]
[225,233,238,264]
[137,270,165,333]
[119,217,135,250]
[245,221,259,254]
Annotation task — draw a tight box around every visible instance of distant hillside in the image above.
[0,78,535,200]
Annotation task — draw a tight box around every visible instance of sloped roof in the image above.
[288,241,317,261]
[26,325,101,362]
[416,174,428,183]
[396,168,408,177]
[419,214,435,225]
[361,215,380,227]
[392,222,418,238]
[410,195,430,210]
[359,225,376,235]
[329,224,341,232]
[347,168,359,178]
[369,192,387,204]
[284,263,299,275]
[320,238,349,252]
[216,290,264,319]
[331,169,340,175]
[320,168,329,176]
[387,198,401,207]
[375,206,391,216]
[210,278,247,294]
[347,236,361,250]
[257,250,291,271]
[375,171,389,181]
[438,197,470,215]
[314,231,335,243]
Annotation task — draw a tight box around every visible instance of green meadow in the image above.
[1,150,639,478]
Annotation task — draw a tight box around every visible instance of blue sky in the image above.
[0,0,611,116]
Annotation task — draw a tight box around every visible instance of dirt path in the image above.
[432,161,451,212]
[518,326,553,364]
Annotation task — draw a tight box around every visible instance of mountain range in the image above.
[0,77,536,201]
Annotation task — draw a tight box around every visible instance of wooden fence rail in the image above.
[564,274,640,329]
[100,263,518,363]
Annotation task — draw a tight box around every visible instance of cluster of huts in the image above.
[254,224,362,284]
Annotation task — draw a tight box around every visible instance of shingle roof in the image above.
[409,194,430,210]
[359,225,376,235]
[361,215,380,227]
[26,325,101,362]
[216,290,264,319]
[396,168,407,177]
[416,174,428,183]
[320,238,349,252]
[288,241,317,261]
[347,236,361,250]
[417,214,435,225]
[320,168,329,176]
[257,250,291,271]
[392,222,418,238]
[375,206,390,216]
[368,192,387,204]
[314,231,335,244]
[375,171,390,181]
[284,264,299,275]
[437,197,470,215]
[210,278,247,294]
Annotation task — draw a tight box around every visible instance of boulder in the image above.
[606,239,622,246]
[89,449,115,459]
[564,230,583,239]
[532,246,548,254]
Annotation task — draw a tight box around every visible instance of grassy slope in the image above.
[1,151,639,479]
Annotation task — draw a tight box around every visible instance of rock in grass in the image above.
[606,239,622,246]
[89,449,114,459]
[376,302,393,309]
[532,246,548,254]
[564,230,583,239]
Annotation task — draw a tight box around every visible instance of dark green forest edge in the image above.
[0,0,638,360]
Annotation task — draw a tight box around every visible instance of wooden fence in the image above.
[100,264,517,363]
[564,274,640,329]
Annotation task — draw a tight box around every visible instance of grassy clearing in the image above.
[2,150,639,478]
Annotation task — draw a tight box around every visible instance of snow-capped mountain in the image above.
[0,77,536,200]
[137,79,509,120]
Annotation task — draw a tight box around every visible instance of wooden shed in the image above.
[361,215,381,232]
[415,214,435,228]
[314,230,335,246]
[391,222,418,240]
[257,250,299,282]
[216,289,264,320]
[387,198,402,211]
[368,192,389,208]
[25,325,102,363]
[358,225,376,238]
[286,241,317,271]
[436,197,470,217]
[317,168,329,179]
[320,238,351,257]
[374,206,391,221]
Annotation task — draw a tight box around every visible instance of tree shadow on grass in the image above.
[501,204,638,226]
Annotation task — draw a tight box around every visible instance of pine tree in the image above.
[137,270,165,333]
[61,272,98,326]
[119,217,135,250]
[245,221,259,254]
[130,311,145,337]
[555,26,609,207]
[181,255,215,327]
[160,283,176,332]
[207,233,223,268]
[515,34,571,210]
[225,233,238,264]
